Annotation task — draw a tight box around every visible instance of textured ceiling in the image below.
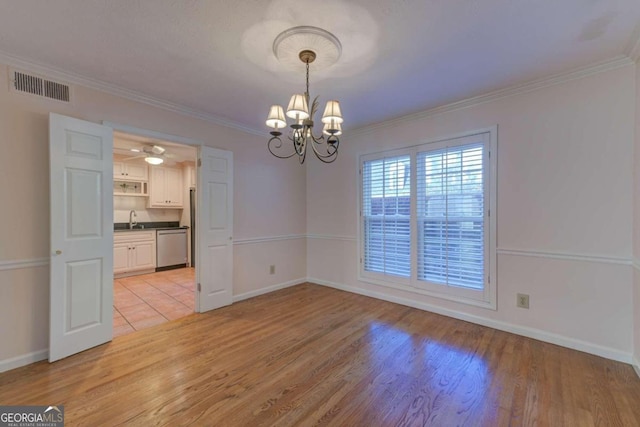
[0,0,638,133]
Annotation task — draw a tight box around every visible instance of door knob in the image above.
[55,250,62,255]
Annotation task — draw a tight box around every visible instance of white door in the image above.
[197,146,233,312]
[49,113,113,362]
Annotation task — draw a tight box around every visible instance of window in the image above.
[362,155,411,278]
[359,129,496,308]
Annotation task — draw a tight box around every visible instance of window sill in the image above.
[358,272,497,310]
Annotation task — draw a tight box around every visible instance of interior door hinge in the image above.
[197,158,202,167]
[488,275,490,284]
[488,209,490,217]
[197,283,201,292]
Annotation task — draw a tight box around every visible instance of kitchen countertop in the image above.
[114,221,189,232]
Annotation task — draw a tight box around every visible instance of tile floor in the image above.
[113,267,195,337]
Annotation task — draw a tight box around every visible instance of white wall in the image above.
[0,62,306,367]
[307,64,636,361]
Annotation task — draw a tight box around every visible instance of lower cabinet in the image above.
[114,231,156,276]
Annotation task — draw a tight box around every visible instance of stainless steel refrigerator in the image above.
[190,187,196,267]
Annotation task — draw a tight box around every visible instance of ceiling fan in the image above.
[124,144,174,165]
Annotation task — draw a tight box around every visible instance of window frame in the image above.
[358,126,497,310]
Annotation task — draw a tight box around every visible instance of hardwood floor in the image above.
[1,283,639,426]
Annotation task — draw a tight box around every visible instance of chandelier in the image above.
[265,27,344,164]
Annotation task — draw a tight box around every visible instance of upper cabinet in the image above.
[148,165,183,208]
[113,158,149,196]
[114,160,148,181]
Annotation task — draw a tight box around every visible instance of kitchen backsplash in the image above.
[114,196,182,223]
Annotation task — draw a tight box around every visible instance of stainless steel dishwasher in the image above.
[156,228,188,270]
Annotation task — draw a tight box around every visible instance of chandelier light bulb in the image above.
[321,100,343,124]
[323,121,342,136]
[286,94,309,120]
[266,105,286,129]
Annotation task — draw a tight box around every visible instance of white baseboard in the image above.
[232,278,307,303]
[633,356,640,379]
[309,277,633,365]
[0,349,48,374]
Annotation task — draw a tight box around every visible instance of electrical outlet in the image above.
[517,293,530,309]
[269,265,275,275]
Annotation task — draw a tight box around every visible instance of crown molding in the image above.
[0,50,264,137]
[1,49,635,140]
[350,55,634,137]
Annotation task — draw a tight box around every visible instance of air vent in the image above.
[11,70,71,102]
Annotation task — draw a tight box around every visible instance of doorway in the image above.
[112,132,198,337]
[49,114,234,361]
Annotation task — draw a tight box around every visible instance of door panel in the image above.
[50,113,113,362]
[65,259,102,330]
[208,183,227,229]
[65,169,102,237]
[198,146,233,312]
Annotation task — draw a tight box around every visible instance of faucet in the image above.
[129,210,137,229]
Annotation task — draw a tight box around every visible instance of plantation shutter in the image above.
[362,155,411,277]
[416,143,485,289]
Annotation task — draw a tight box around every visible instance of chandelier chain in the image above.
[305,60,310,97]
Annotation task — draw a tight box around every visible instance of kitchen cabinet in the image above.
[114,231,156,276]
[113,180,148,196]
[148,165,183,208]
[114,160,148,181]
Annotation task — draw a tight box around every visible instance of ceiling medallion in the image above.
[266,26,343,164]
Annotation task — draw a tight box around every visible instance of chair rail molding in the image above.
[497,248,632,266]
[0,257,49,272]
[306,234,357,242]
[233,234,306,245]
